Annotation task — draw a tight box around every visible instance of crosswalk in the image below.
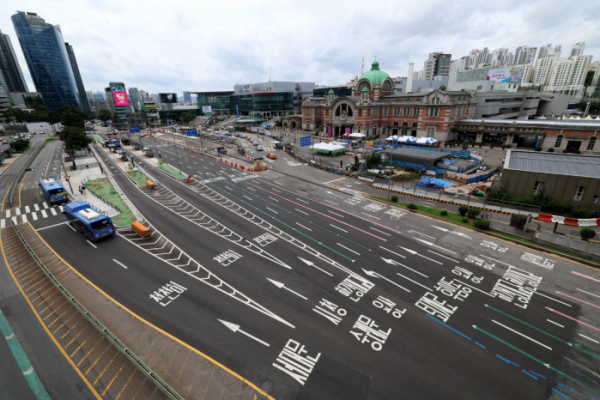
[1,202,63,227]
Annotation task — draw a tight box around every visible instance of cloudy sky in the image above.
[2,0,599,97]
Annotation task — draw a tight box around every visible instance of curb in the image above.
[364,195,600,269]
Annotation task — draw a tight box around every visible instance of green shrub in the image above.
[458,206,468,216]
[473,219,490,230]
[563,149,568,153]
[535,146,542,152]
[580,227,596,241]
[440,209,448,216]
[575,150,581,154]
[461,217,469,223]
[510,214,528,228]
[479,143,483,148]
[391,195,398,203]
[467,207,481,218]
[501,144,506,150]
[490,143,495,149]
[548,148,554,152]
[407,203,418,210]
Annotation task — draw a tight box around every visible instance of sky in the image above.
[2,0,599,98]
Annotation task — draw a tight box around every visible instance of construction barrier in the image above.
[538,213,600,226]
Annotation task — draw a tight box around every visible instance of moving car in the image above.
[256,145,264,151]
[252,140,259,146]
[266,152,277,159]
[246,136,253,141]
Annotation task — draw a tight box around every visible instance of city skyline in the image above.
[1,0,599,96]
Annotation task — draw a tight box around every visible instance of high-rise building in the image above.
[93,92,105,101]
[0,29,29,94]
[11,12,81,111]
[128,87,140,110]
[503,52,515,66]
[538,44,561,59]
[514,45,527,65]
[183,91,192,104]
[0,87,11,123]
[448,56,470,87]
[532,57,557,86]
[65,42,91,114]
[489,48,508,67]
[569,42,585,57]
[548,55,592,86]
[512,63,534,83]
[105,82,130,120]
[423,52,451,80]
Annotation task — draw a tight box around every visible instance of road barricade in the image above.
[131,221,152,239]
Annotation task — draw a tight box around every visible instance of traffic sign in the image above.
[187,129,198,137]
[300,136,312,147]
[129,127,140,133]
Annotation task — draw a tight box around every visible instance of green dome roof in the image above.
[358,60,390,86]
[361,86,370,92]
[328,89,335,94]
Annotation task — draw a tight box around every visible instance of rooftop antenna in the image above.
[361,56,364,75]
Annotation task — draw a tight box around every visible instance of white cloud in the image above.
[2,0,599,96]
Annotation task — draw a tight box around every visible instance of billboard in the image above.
[242,84,251,93]
[144,102,158,110]
[202,105,212,113]
[487,68,522,83]
[160,93,178,103]
[113,91,130,106]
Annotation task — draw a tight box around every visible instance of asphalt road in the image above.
[63,132,600,400]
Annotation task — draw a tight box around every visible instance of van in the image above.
[272,141,281,149]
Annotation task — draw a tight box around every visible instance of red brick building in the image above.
[301,61,476,143]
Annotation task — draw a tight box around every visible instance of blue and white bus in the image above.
[63,201,115,241]
[39,178,68,204]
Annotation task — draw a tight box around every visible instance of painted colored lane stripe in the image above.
[426,314,471,340]
[551,388,569,399]
[546,307,600,335]
[556,291,600,311]
[496,354,519,366]
[0,311,52,400]
[473,325,600,397]
[521,370,538,380]
[571,271,600,283]
[485,304,600,361]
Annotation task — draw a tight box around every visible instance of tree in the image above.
[181,112,195,124]
[62,127,91,150]
[98,109,111,124]
[439,85,446,91]
[584,71,595,88]
[47,111,61,135]
[366,152,382,169]
[59,106,85,129]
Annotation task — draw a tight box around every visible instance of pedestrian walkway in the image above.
[0,202,63,227]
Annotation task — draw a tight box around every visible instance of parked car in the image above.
[246,136,253,141]
[256,145,264,151]
[252,140,259,146]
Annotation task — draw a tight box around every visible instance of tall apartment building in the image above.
[569,42,585,57]
[548,55,592,86]
[512,63,534,83]
[0,29,28,94]
[65,42,91,114]
[448,56,470,87]
[423,52,451,80]
[128,87,140,110]
[11,12,81,111]
[503,52,515,66]
[489,48,508,67]
[514,45,537,65]
[532,57,556,86]
[538,44,561,59]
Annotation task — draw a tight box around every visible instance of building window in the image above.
[429,108,439,117]
[555,134,563,147]
[573,186,585,201]
[450,108,455,118]
[533,181,545,195]
[384,108,388,116]
[393,108,399,116]
[587,136,597,150]
[358,109,362,117]
[427,127,435,137]
[593,195,599,203]
[367,109,371,117]
[375,108,379,116]
[403,107,410,116]
[306,109,310,115]
[413,108,419,116]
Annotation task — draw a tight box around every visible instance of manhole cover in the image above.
[260,381,272,392]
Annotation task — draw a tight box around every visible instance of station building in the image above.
[301,61,476,141]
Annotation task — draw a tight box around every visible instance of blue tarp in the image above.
[374,142,470,159]
[416,177,456,189]
[442,159,457,165]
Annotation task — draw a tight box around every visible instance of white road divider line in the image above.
[547,319,564,328]
[113,259,128,269]
[330,224,348,233]
[370,227,391,236]
[579,334,599,344]
[296,198,309,204]
[327,210,344,217]
[337,243,360,255]
[427,250,459,263]
[266,207,278,214]
[86,240,97,249]
[324,199,339,205]
[243,195,253,201]
[296,223,312,231]
[396,272,431,290]
[492,320,552,350]
[361,212,380,220]
[294,208,308,215]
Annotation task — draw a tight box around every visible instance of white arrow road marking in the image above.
[379,246,406,259]
[413,238,457,254]
[381,257,428,278]
[362,269,410,292]
[267,278,308,300]
[432,226,448,232]
[396,272,432,291]
[298,257,333,276]
[218,319,270,347]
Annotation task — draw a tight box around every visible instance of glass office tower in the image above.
[65,42,91,114]
[0,29,29,93]
[11,12,81,111]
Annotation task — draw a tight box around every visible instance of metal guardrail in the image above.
[6,142,46,207]
[10,222,184,400]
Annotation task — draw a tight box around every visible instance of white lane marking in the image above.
[247,187,256,191]
[271,188,281,193]
[370,227,391,236]
[12,217,18,225]
[59,206,63,212]
[492,320,552,350]
[324,199,339,205]
[43,203,49,209]
[579,334,599,344]
[25,206,30,213]
[243,195,253,201]
[218,319,270,347]
[577,288,600,299]
[0,219,5,228]
[15,208,21,216]
[296,223,312,231]
[396,272,431,290]
[324,177,345,184]
[35,221,67,231]
[5,210,10,217]
[86,240,97,248]
[379,246,406,259]
[113,259,128,269]
[426,250,459,263]
[327,210,344,218]
[23,366,34,376]
[330,224,348,233]
[408,230,435,240]
[362,269,410,292]
[337,243,360,255]
[361,212,380,220]
[294,208,308,215]
[266,207,278,214]
[266,278,308,300]
[34,204,40,212]
[21,215,27,223]
[547,319,564,328]
[224,186,233,191]
[383,257,428,277]
[534,292,572,307]
[296,198,309,204]
[67,223,76,232]
[268,196,279,202]
[50,208,57,216]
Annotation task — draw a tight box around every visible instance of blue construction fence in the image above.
[373,142,471,159]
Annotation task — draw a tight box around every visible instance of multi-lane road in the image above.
[2,129,600,399]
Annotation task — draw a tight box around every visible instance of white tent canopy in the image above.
[309,143,346,153]
[416,137,438,144]
[349,132,366,138]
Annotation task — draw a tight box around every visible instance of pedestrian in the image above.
[78,185,83,195]
[86,163,89,169]
[484,149,487,156]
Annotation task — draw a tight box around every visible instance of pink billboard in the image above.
[113,91,129,106]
